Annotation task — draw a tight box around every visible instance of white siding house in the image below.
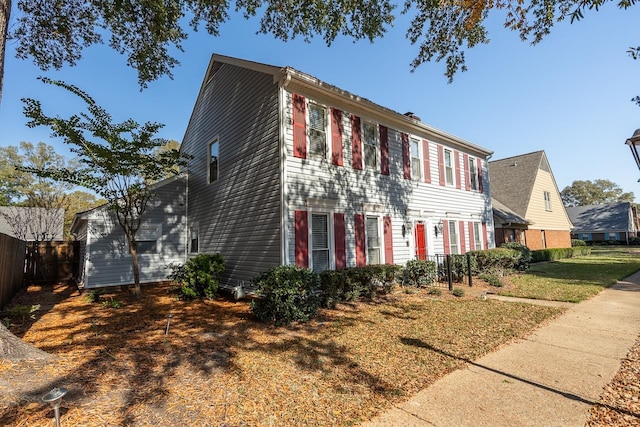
[180,54,495,287]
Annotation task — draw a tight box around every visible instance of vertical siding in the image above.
[181,64,281,284]
[282,90,493,267]
[84,178,187,288]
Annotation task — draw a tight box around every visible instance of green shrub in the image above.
[167,254,226,300]
[84,289,104,303]
[452,287,465,297]
[319,264,401,308]
[468,248,520,276]
[500,242,532,271]
[101,299,123,308]
[571,239,586,247]
[448,254,479,281]
[251,266,321,326]
[531,247,592,262]
[403,259,437,287]
[4,304,40,325]
[427,287,442,296]
[478,273,503,287]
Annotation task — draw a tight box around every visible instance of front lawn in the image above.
[0,282,562,426]
[499,246,640,302]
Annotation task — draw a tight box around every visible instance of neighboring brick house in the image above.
[489,151,572,250]
[566,202,639,244]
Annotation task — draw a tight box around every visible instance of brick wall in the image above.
[525,229,571,250]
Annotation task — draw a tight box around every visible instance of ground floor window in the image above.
[448,220,459,254]
[473,222,482,249]
[367,216,381,264]
[311,214,330,272]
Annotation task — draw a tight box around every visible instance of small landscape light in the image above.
[42,387,68,427]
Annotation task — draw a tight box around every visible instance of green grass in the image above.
[498,246,640,303]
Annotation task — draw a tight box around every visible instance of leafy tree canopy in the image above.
[561,179,635,207]
[21,77,189,294]
[6,0,637,89]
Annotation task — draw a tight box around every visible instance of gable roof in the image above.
[565,202,635,232]
[489,151,550,217]
[492,198,531,226]
[185,53,493,158]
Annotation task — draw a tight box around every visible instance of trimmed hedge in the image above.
[531,246,592,262]
[571,239,586,247]
[319,264,401,308]
[467,248,520,276]
[166,253,225,300]
[403,259,437,287]
[251,266,321,326]
[500,242,532,271]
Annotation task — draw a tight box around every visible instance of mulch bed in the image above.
[0,281,563,426]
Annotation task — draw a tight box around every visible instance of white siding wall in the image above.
[283,89,493,267]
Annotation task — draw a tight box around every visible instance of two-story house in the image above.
[180,54,495,286]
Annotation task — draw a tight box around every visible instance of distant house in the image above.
[0,206,64,241]
[489,151,573,249]
[70,176,187,289]
[566,202,639,244]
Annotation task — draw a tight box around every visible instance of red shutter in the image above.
[459,221,467,253]
[482,222,488,250]
[354,214,366,266]
[351,115,363,170]
[463,153,470,191]
[293,94,306,159]
[383,216,394,264]
[380,125,389,176]
[442,219,450,255]
[334,213,346,269]
[455,150,461,189]
[331,108,343,166]
[294,210,308,268]
[438,144,445,186]
[423,139,431,183]
[477,157,484,193]
[468,222,475,251]
[402,132,411,180]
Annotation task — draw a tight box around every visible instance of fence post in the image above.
[446,254,453,291]
[467,253,473,287]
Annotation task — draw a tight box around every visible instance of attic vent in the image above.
[510,161,518,167]
[404,111,421,121]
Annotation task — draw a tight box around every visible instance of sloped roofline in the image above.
[182,53,493,158]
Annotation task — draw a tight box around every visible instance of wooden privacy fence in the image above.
[25,241,79,285]
[0,233,27,309]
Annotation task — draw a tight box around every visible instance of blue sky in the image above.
[1,4,638,201]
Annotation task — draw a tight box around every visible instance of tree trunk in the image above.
[129,238,141,296]
[0,0,10,106]
[0,322,52,361]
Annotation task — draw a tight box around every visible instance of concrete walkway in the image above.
[362,271,640,427]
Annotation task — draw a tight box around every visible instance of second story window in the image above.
[308,103,327,159]
[544,191,552,211]
[363,122,378,169]
[469,157,478,190]
[444,149,454,186]
[410,137,421,180]
[209,139,219,184]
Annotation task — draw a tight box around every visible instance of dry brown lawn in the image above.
[0,281,563,426]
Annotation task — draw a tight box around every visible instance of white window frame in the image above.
[189,223,199,254]
[444,148,454,186]
[544,191,552,211]
[309,212,334,272]
[410,137,421,181]
[448,220,459,254]
[307,102,328,160]
[208,138,219,184]
[473,222,482,250]
[362,121,379,170]
[366,215,383,265]
[469,157,478,191]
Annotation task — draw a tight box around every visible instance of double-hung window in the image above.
[473,222,482,250]
[410,137,421,180]
[311,214,330,272]
[366,216,381,264]
[363,121,378,169]
[544,191,552,211]
[308,104,327,159]
[444,149,454,186]
[209,139,219,184]
[449,220,459,254]
[189,224,199,253]
[469,157,478,190]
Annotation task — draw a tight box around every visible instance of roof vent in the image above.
[404,112,421,121]
[511,161,518,167]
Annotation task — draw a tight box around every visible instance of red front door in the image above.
[415,223,427,260]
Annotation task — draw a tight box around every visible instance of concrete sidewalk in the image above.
[362,271,640,427]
